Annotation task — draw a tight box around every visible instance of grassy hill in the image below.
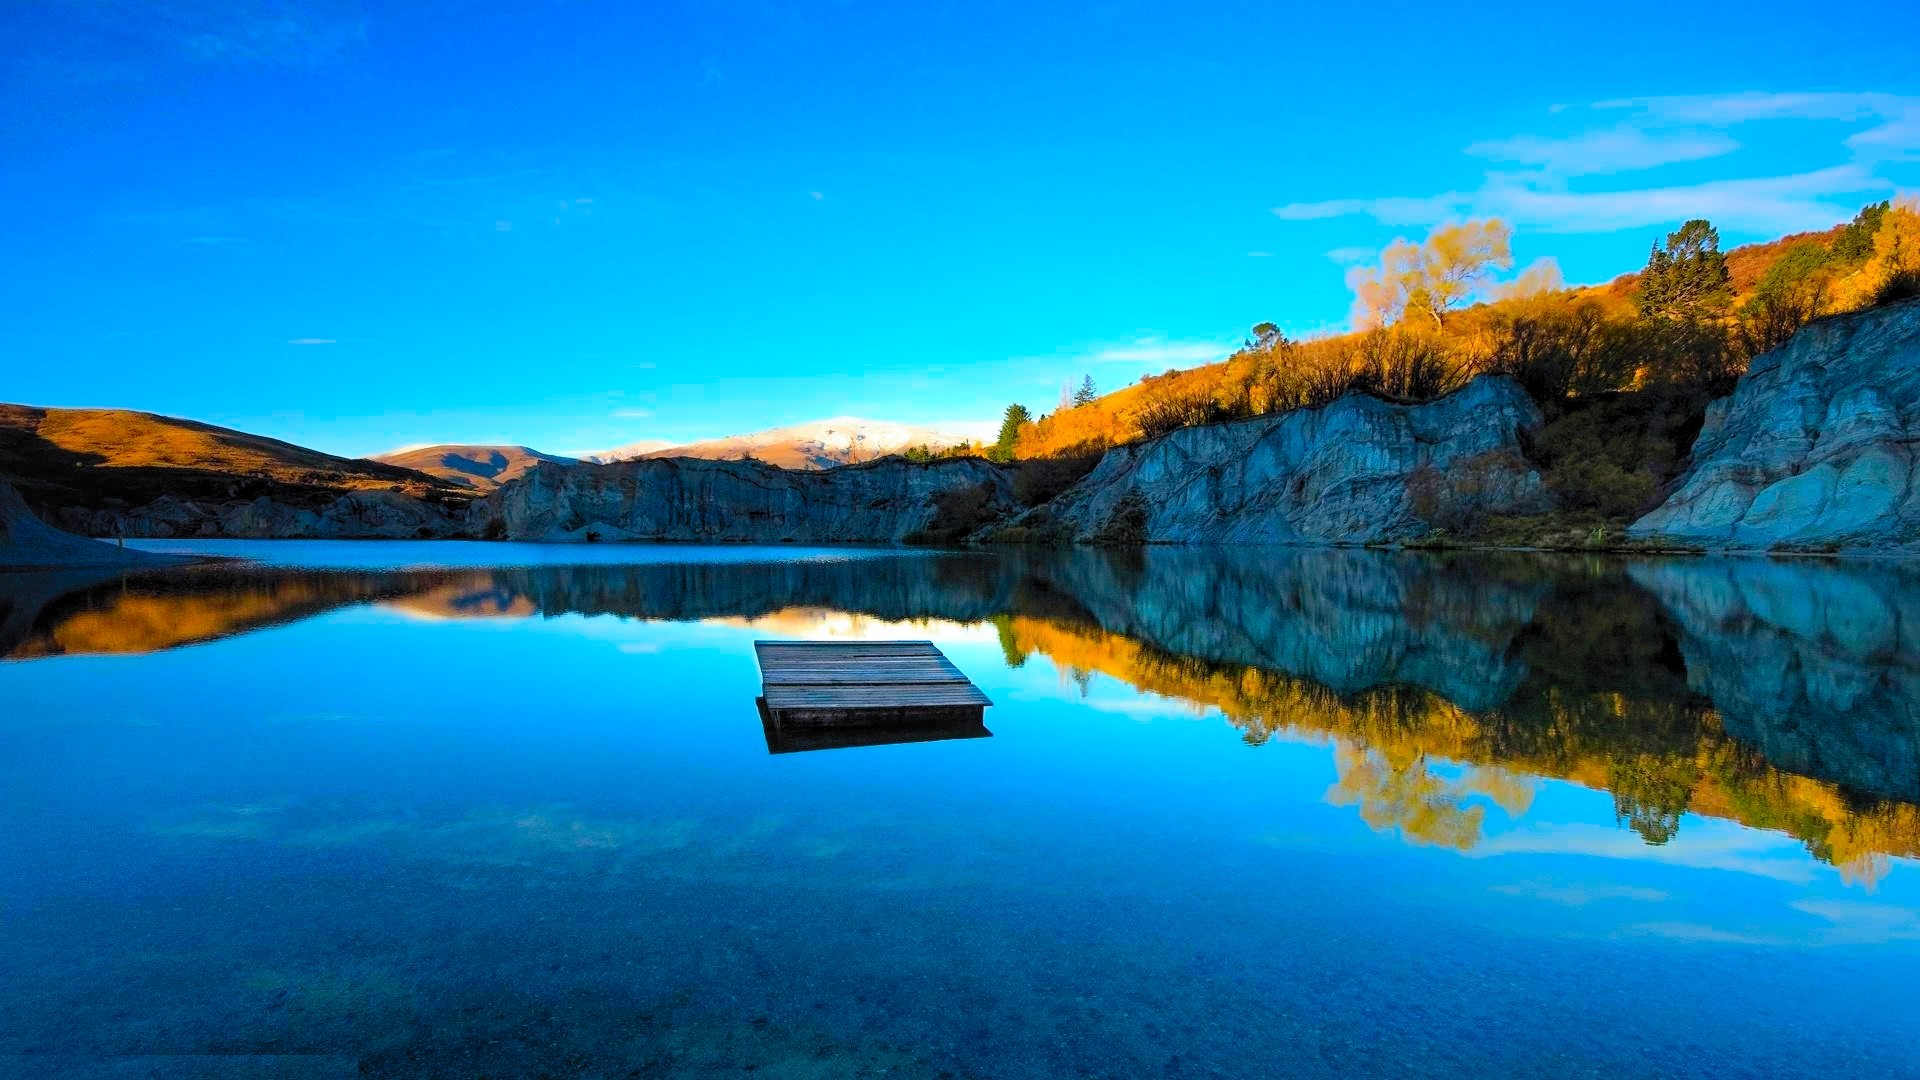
[0,403,464,517]
[373,445,574,491]
[1010,206,1903,464]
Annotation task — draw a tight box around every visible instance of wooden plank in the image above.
[765,686,992,708]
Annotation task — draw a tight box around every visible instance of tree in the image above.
[991,403,1031,463]
[1832,200,1890,265]
[1347,219,1514,329]
[1249,322,1285,349]
[1739,240,1833,354]
[1637,219,1731,322]
[1073,374,1097,407]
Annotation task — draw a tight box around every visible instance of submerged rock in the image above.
[469,455,1018,543]
[990,376,1550,544]
[1631,298,1920,552]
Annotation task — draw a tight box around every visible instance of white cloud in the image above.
[1078,338,1233,366]
[287,337,336,345]
[1273,91,1918,236]
[610,407,654,419]
[1324,245,1375,265]
[809,191,826,201]
[1465,126,1738,176]
[1471,821,1818,883]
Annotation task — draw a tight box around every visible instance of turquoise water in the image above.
[3,544,1918,1077]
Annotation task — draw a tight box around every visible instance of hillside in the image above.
[0,403,471,538]
[626,417,974,470]
[1009,205,1903,463]
[373,444,576,491]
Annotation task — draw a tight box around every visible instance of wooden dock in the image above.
[754,640,992,735]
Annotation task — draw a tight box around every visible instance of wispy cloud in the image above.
[173,1,367,66]
[1471,821,1818,883]
[1274,91,1919,235]
[1465,126,1738,176]
[1492,879,1669,906]
[610,407,654,419]
[1324,246,1375,265]
[1077,338,1233,366]
[287,337,335,345]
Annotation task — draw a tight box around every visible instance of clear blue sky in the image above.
[5,1,1917,457]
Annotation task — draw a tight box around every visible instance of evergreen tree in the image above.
[1073,374,1097,407]
[1832,201,1891,265]
[1637,219,1731,322]
[991,403,1031,463]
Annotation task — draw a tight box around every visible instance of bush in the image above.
[905,482,1005,544]
[1012,451,1101,507]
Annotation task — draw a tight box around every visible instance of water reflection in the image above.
[4,547,1916,877]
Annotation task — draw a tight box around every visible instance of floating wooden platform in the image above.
[754,640,992,737]
[756,697,991,755]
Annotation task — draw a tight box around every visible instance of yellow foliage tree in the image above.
[1347,219,1515,329]
[1834,194,1920,310]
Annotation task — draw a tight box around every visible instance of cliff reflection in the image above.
[3,548,1916,876]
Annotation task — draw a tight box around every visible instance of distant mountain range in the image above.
[595,417,975,470]
[375,418,977,479]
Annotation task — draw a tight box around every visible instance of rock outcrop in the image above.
[1631,298,1920,552]
[991,376,1549,544]
[54,490,467,539]
[470,456,1018,543]
[0,478,192,568]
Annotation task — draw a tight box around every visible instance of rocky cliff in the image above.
[53,490,467,540]
[0,478,192,568]
[991,376,1550,544]
[470,455,1018,543]
[1631,298,1920,552]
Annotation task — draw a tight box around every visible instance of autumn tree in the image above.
[1347,218,1514,329]
[1739,240,1834,354]
[1637,219,1731,322]
[991,403,1031,463]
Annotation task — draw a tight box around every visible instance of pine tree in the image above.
[1072,375,1097,407]
[991,403,1031,463]
[1637,219,1731,322]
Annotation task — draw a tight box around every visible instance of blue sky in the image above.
[4,1,1917,457]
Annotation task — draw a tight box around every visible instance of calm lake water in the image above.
[4,542,1918,1078]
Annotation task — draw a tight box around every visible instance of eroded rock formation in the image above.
[990,376,1550,544]
[1631,298,1920,551]
[469,456,1018,543]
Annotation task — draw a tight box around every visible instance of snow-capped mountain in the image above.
[594,417,977,470]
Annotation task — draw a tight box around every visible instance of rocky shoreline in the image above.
[6,299,1916,560]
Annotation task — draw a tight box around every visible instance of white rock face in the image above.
[471,455,1016,542]
[1632,298,1920,552]
[996,376,1550,544]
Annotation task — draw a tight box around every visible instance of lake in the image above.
[3,543,1918,1078]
